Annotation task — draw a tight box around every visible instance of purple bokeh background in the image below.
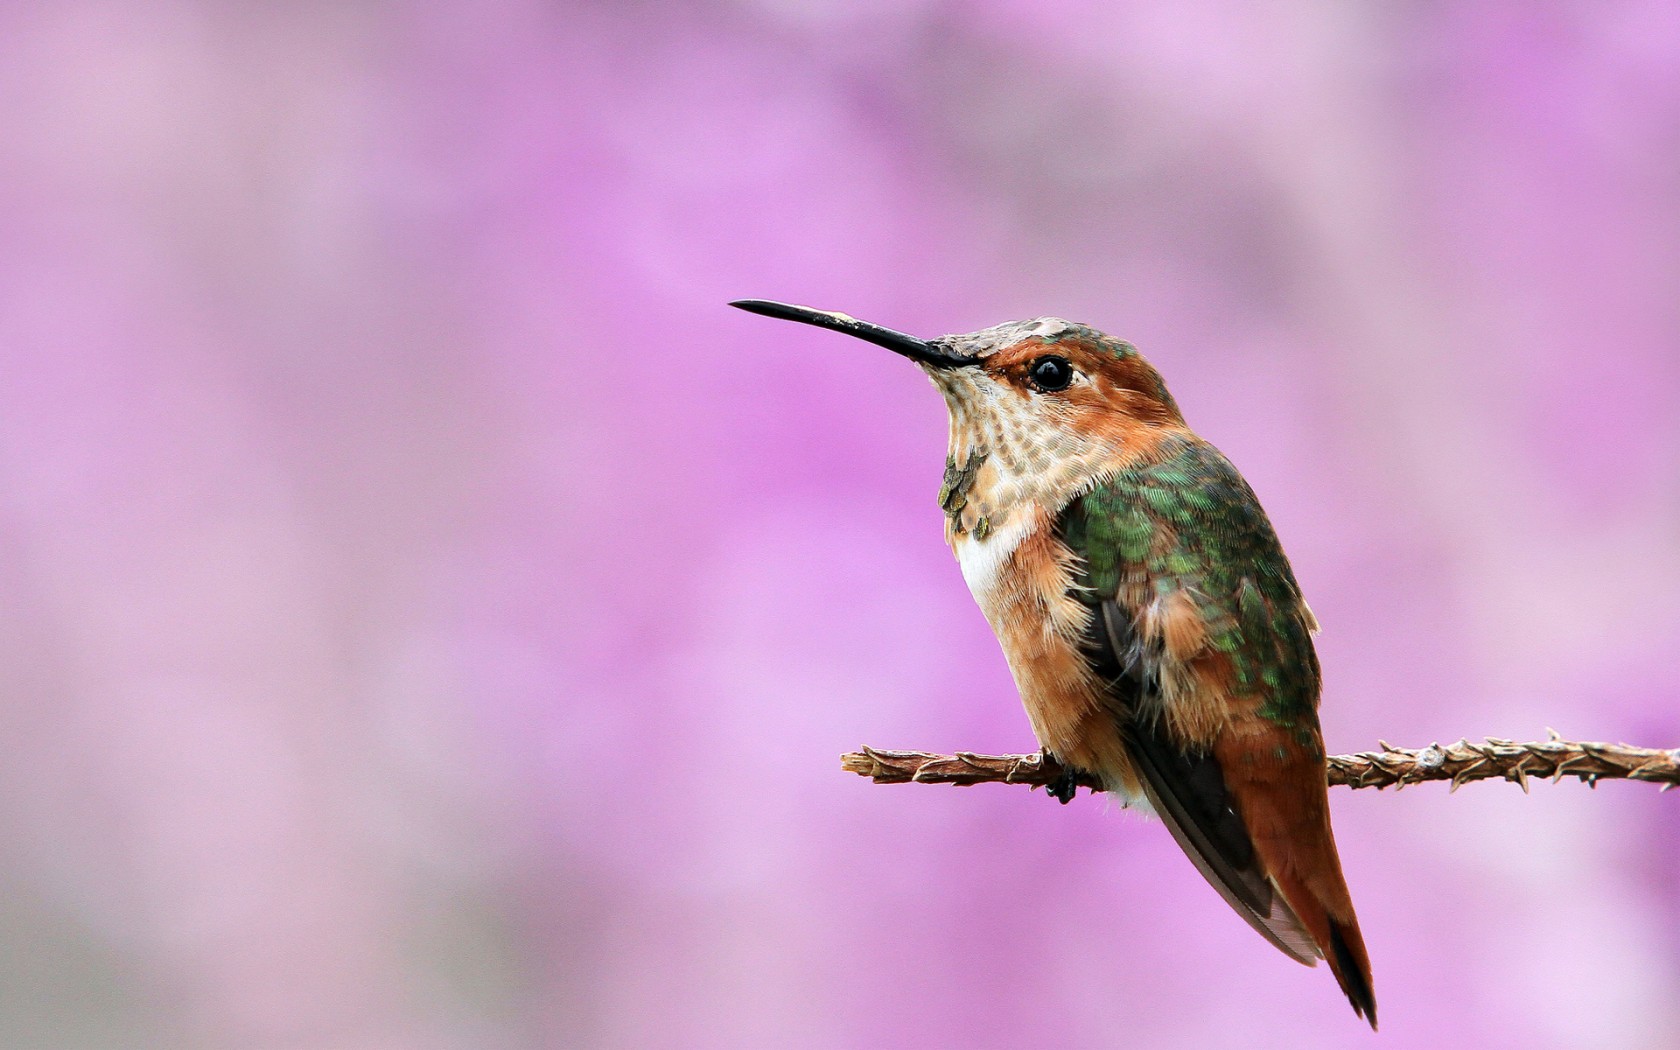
[1,3,1678,1047]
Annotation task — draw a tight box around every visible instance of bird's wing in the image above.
[1059,437,1376,1026]
[1082,591,1320,964]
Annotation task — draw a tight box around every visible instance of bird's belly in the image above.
[1005,641,1147,806]
[952,512,1145,803]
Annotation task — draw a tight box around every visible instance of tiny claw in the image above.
[1041,750,1081,804]
[1046,774,1079,804]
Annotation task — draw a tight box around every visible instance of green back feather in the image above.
[1059,435,1321,730]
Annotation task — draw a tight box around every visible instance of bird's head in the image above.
[731,300,1185,486]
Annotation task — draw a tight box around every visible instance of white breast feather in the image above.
[952,515,1035,599]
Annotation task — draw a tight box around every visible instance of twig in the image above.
[840,732,1680,794]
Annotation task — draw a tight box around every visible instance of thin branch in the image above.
[841,733,1680,794]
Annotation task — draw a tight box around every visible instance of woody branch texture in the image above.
[841,733,1680,793]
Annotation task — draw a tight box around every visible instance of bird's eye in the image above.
[1028,355,1074,392]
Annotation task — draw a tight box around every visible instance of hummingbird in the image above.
[731,299,1377,1027]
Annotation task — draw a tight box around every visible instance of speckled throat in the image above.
[931,367,1125,539]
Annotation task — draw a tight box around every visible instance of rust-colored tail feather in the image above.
[1215,724,1377,1029]
[1271,868,1377,1029]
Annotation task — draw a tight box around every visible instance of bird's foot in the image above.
[1041,750,1081,805]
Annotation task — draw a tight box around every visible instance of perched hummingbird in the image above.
[732,299,1377,1027]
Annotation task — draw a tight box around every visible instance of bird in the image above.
[730,299,1377,1027]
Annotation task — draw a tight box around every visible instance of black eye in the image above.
[1028,355,1074,392]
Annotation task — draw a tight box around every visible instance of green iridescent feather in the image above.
[1058,435,1321,728]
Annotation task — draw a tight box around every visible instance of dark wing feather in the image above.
[1086,600,1319,965]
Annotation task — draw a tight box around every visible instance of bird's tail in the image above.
[1271,865,1377,1029]
[1213,729,1377,1029]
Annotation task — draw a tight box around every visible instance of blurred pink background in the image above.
[1,3,1678,1047]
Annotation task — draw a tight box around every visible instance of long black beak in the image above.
[730,300,976,369]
